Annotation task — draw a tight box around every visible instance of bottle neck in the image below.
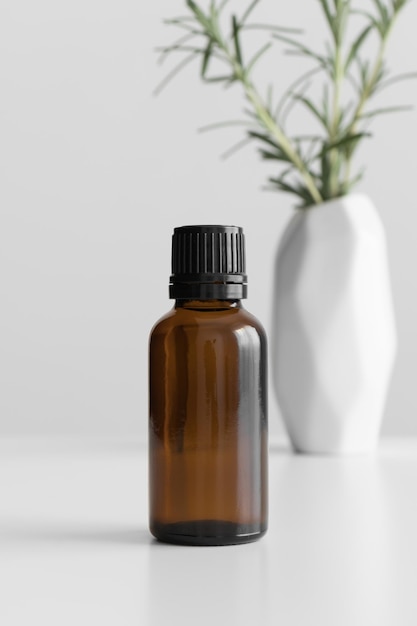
[170,281,247,300]
[175,299,242,311]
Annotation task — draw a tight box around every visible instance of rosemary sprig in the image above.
[157,0,414,208]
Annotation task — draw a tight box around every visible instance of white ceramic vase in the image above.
[272,193,397,454]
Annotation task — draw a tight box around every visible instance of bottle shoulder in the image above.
[149,304,266,339]
[236,307,267,337]
[149,307,177,337]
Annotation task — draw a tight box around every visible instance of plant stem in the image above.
[329,32,343,197]
[162,0,413,207]
[245,82,323,204]
[351,45,385,123]
[220,43,323,204]
[344,14,398,185]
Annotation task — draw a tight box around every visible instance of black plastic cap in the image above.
[170,225,248,300]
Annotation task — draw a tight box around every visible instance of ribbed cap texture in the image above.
[172,225,246,276]
[170,225,248,300]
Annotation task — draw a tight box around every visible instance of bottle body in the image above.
[149,300,268,546]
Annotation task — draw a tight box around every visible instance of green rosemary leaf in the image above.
[154,52,197,95]
[337,102,354,129]
[373,0,392,39]
[369,63,389,95]
[156,32,198,65]
[239,0,261,26]
[322,84,330,126]
[223,76,239,88]
[304,138,323,164]
[357,57,370,88]
[372,0,391,26]
[275,66,323,121]
[266,84,274,112]
[243,108,259,120]
[201,39,213,78]
[292,95,330,131]
[248,131,280,150]
[187,0,210,29]
[277,167,293,181]
[376,71,417,92]
[163,20,203,35]
[318,0,334,30]
[259,149,290,162]
[221,136,252,159]
[164,16,198,25]
[279,79,314,129]
[198,120,252,132]
[246,43,272,75]
[155,45,219,57]
[359,105,414,118]
[346,70,361,94]
[321,132,372,154]
[273,33,330,71]
[232,16,243,64]
[351,9,380,29]
[203,75,235,83]
[292,134,324,142]
[343,168,365,192]
[270,178,314,204]
[242,23,303,34]
[392,0,411,11]
[320,151,331,197]
[218,0,231,12]
[345,25,373,71]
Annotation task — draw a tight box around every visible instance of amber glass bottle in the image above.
[149,225,268,546]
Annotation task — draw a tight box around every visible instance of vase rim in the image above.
[301,192,372,212]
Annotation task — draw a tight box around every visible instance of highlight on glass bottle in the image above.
[149,225,268,546]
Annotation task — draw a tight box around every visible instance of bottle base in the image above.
[150,520,267,546]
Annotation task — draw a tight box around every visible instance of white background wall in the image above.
[1,0,416,440]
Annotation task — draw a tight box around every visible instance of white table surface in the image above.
[1,436,416,626]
